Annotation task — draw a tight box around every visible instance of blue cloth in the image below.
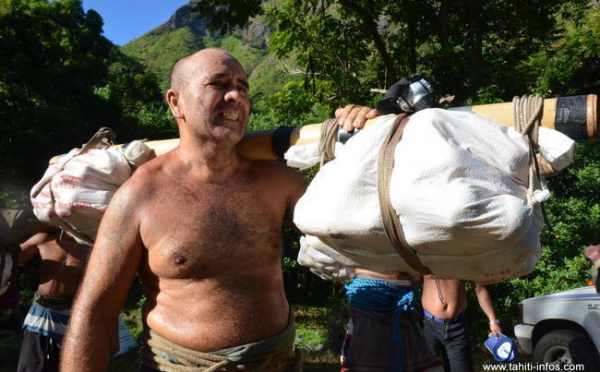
[345,277,416,372]
[18,293,73,372]
[22,303,71,341]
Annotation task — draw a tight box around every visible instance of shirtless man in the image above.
[17,230,92,372]
[421,275,502,372]
[60,48,376,371]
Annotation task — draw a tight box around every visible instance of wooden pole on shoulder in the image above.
[49,94,597,164]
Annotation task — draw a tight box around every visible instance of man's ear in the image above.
[166,89,183,119]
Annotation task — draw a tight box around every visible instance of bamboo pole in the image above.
[50,94,597,165]
[153,94,598,159]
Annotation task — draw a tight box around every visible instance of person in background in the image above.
[340,268,442,372]
[17,229,96,372]
[0,208,41,334]
[60,48,377,372]
[421,275,502,372]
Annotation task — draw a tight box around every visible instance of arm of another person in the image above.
[473,282,502,338]
[335,105,381,132]
[60,183,144,372]
[18,232,53,264]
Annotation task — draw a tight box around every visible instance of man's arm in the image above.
[473,282,502,337]
[61,184,143,371]
[18,232,53,264]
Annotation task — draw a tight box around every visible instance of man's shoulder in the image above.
[252,160,308,189]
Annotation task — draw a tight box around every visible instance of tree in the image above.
[194,0,592,108]
[0,0,172,188]
[99,50,176,141]
[193,0,600,326]
[0,0,113,182]
[519,4,600,96]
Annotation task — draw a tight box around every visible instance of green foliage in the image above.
[215,35,268,74]
[229,0,597,107]
[254,80,339,126]
[192,0,265,34]
[488,142,600,331]
[0,189,25,209]
[247,52,296,106]
[519,4,599,96]
[266,1,381,108]
[294,326,327,351]
[0,0,114,181]
[0,0,184,187]
[1,0,598,341]
[121,27,207,91]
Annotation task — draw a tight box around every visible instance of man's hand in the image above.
[489,323,502,338]
[335,105,381,132]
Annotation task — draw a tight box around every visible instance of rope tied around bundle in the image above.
[317,114,432,275]
[512,95,546,206]
[317,118,341,166]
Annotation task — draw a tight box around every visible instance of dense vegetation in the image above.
[1,0,599,352]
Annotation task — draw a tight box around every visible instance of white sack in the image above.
[293,109,552,284]
[30,140,153,245]
[285,116,575,173]
[537,127,575,172]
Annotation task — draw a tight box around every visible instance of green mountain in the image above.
[119,2,293,106]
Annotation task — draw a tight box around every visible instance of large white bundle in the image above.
[30,141,152,245]
[293,109,567,284]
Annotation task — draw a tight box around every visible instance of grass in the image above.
[0,305,523,372]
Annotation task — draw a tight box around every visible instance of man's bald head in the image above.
[168,48,241,91]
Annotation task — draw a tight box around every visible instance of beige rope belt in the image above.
[140,322,300,372]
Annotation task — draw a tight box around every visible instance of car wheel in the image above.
[533,329,600,368]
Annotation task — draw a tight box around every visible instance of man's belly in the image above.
[143,289,290,352]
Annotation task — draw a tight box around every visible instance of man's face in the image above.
[177,53,251,144]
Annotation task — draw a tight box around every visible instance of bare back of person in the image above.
[20,231,91,297]
[421,275,468,319]
[355,268,417,281]
[116,148,307,352]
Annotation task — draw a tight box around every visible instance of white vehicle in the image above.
[514,285,600,369]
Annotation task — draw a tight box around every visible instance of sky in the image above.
[83,0,190,46]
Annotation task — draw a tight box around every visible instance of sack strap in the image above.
[377,114,432,274]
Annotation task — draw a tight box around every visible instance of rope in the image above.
[378,114,432,274]
[345,277,416,372]
[512,95,544,206]
[142,331,230,372]
[141,329,297,372]
[318,118,341,166]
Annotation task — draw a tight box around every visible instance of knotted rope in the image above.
[141,329,293,372]
[318,118,341,166]
[512,95,545,205]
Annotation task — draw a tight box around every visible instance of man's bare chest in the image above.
[142,183,284,278]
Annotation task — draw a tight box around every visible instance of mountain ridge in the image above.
[119,1,284,101]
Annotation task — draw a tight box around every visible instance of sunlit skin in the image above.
[19,231,91,298]
[60,48,372,371]
[421,275,502,338]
